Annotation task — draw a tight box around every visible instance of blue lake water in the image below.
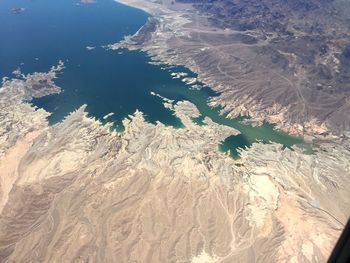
[0,0,307,157]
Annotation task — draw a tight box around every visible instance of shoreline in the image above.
[1,64,349,262]
[112,0,323,141]
[112,0,345,138]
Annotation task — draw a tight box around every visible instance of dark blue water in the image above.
[0,0,146,76]
[0,0,308,157]
[0,0,187,127]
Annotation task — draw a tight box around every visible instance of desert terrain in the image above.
[1,0,350,262]
[111,0,350,136]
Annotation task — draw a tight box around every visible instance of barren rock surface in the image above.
[0,66,349,262]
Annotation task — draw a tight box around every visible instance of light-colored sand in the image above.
[0,130,43,213]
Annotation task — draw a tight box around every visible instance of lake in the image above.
[0,0,306,157]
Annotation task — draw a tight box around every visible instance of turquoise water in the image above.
[154,84,306,157]
[0,0,306,157]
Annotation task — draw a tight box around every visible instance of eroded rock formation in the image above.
[0,65,349,262]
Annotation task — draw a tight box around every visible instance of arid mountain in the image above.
[113,0,350,135]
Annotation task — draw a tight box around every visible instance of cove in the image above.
[0,0,307,158]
